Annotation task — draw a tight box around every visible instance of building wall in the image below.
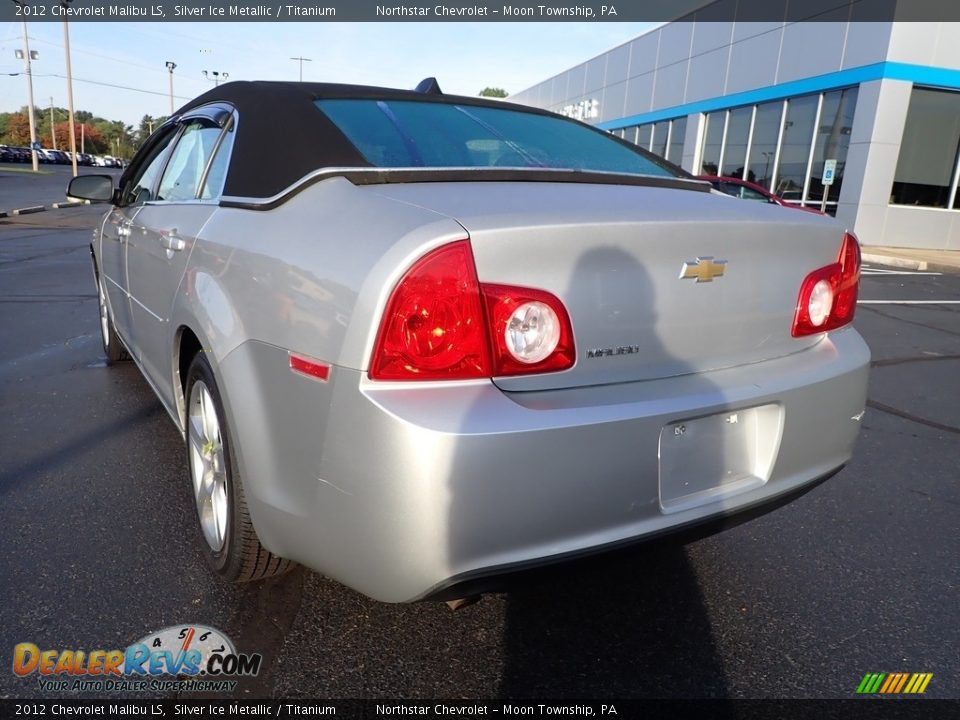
[510,21,897,125]
[511,16,960,250]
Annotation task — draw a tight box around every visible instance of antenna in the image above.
[414,77,442,95]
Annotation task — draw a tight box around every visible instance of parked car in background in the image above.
[697,175,826,215]
[46,149,71,164]
[69,80,869,603]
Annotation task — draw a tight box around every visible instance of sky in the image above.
[0,22,658,125]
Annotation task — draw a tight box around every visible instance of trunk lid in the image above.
[367,181,847,392]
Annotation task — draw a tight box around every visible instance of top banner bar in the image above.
[3,0,960,22]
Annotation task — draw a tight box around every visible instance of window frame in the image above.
[122,102,236,208]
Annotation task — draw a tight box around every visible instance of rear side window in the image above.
[316,99,677,178]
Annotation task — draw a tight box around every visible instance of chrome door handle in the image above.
[160,233,185,252]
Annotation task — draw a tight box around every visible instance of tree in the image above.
[54,121,106,153]
[136,114,156,148]
[479,87,508,98]
[5,112,33,145]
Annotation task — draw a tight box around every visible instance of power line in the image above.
[28,36,177,78]
[31,72,193,101]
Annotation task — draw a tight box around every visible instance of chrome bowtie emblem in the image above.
[680,256,727,283]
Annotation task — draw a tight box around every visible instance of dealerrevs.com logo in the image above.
[12,625,262,693]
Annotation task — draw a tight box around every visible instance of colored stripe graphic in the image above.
[894,673,910,693]
[856,672,932,694]
[856,673,886,694]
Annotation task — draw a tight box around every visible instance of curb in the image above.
[862,252,960,275]
[0,200,92,218]
[862,253,928,271]
[11,205,45,216]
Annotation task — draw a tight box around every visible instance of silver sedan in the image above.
[68,80,870,602]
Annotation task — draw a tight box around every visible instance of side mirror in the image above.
[67,174,114,203]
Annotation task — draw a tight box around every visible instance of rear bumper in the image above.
[219,328,870,602]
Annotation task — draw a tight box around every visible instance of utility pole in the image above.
[290,56,312,82]
[50,97,57,149]
[63,7,78,176]
[166,61,177,115]
[17,22,39,171]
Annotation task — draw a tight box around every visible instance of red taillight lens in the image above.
[370,240,491,380]
[482,284,575,376]
[792,232,861,337]
[369,240,575,380]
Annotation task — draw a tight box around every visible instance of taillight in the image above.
[370,240,490,380]
[369,240,575,380]
[792,232,860,337]
[482,285,575,376]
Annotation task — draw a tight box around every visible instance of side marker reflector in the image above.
[289,353,331,382]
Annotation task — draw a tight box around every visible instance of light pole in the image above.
[62,1,78,176]
[290,56,312,82]
[15,22,39,172]
[165,61,177,114]
[202,70,229,87]
[50,96,57,149]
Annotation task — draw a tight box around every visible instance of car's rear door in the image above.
[126,106,235,404]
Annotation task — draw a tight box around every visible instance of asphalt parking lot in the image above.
[0,166,957,700]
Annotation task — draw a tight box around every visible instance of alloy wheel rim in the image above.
[188,380,228,552]
[97,279,110,350]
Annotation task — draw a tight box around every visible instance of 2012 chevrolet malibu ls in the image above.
[68,80,870,602]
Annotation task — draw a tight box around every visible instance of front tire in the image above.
[96,271,129,364]
[184,352,294,582]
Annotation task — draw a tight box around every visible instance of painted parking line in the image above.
[858,300,960,304]
[861,268,943,276]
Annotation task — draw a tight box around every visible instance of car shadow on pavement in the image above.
[444,246,732,699]
[497,543,729,698]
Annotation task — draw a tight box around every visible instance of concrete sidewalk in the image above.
[862,246,960,273]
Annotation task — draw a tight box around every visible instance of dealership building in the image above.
[511,17,960,250]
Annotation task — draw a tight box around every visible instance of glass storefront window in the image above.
[634,124,652,150]
[721,107,752,178]
[668,116,686,166]
[699,111,724,175]
[651,121,669,158]
[891,87,960,208]
[747,102,783,191]
[809,87,858,204]
[774,94,818,203]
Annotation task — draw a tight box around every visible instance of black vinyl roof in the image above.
[176,81,566,200]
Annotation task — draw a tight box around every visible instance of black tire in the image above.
[95,267,130,364]
[184,351,294,582]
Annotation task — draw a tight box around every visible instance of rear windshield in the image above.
[316,99,678,178]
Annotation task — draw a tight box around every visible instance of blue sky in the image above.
[0,22,657,125]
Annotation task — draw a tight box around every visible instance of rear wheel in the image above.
[96,271,129,364]
[185,352,294,582]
